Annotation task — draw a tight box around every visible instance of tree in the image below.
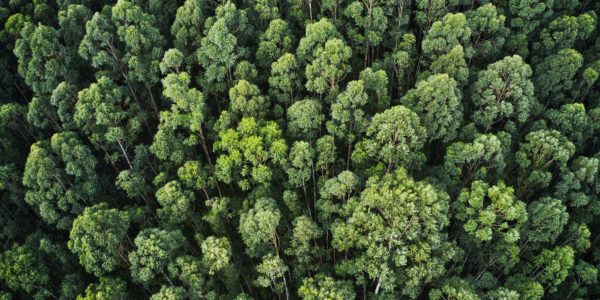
[534,48,583,105]
[137,0,179,36]
[155,181,194,226]
[111,0,165,87]
[343,0,387,66]
[171,0,205,59]
[359,68,389,112]
[454,180,528,272]
[78,6,121,76]
[297,274,355,300]
[332,168,455,297]
[352,105,426,171]
[114,144,155,202]
[504,274,544,300]
[524,246,575,294]
[159,48,184,74]
[239,197,281,257]
[269,53,301,108]
[256,19,293,69]
[465,4,509,65]
[421,44,468,87]
[14,22,65,101]
[150,286,186,300]
[287,141,314,188]
[151,71,210,165]
[255,254,289,298]
[251,0,280,24]
[201,236,231,275]
[429,277,479,300]
[326,80,368,165]
[49,132,98,189]
[197,18,238,95]
[75,76,144,167]
[205,2,253,43]
[50,81,78,130]
[129,228,186,285]
[287,99,323,141]
[524,197,569,244]
[315,135,337,176]
[77,277,128,300]
[286,141,316,216]
[214,117,287,191]
[23,133,98,230]
[316,170,360,227]
[57,4,93,82]
[534,13,596,56]
[229,79,268,119]
[68,203,131,277]
[285,216,322,277]
[167,255,212,298]
[444,132,509,187]
[545,103,592,148]
[390,34,417,96]
[553,156,599,223]
[509,0,555,36]
[403,73,463,142]
[0,244,49,297]
[305,38,352,96]
[296,18,340,63]
[414,0,459,32]
[471,55,536,131]
[422,12,471,63]
[177,160,214,200]
[516,129,575,195]
[14,22,67,129]
[233,62,257,85]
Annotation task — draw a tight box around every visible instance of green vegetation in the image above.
[1,0,600,299]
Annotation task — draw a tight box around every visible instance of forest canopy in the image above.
[1,0,600,299]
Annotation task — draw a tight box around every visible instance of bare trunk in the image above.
[116,139,133,169]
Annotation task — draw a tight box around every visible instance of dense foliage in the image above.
[1,0,600,299]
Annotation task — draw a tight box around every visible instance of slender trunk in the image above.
[13,82,29,104]
[198,127,213,166]
[162,270,175,286]
[146,86,160,117]
[198,128,223,197]
[202,188,210,200]
[116,139,133,169]
[580,83,594,102]
[346,142,352,170]
[375,276,382,294]
[311,160,317,207]
[282,275,290,300]
[105,40,153,134]
[303,180,312,218]
[198,127,223,198]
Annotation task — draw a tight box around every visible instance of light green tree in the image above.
[403,73,462,142]
[471,55,536,131]
[129,228,186,285]
[332,168,455,297]
[68,203,131,277]
[352,105,426,172]
[305,38,352,96]
[214,117,287,191]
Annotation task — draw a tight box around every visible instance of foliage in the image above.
[3,1,600,299]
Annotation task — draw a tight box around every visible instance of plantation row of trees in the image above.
[1,0,600,299]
